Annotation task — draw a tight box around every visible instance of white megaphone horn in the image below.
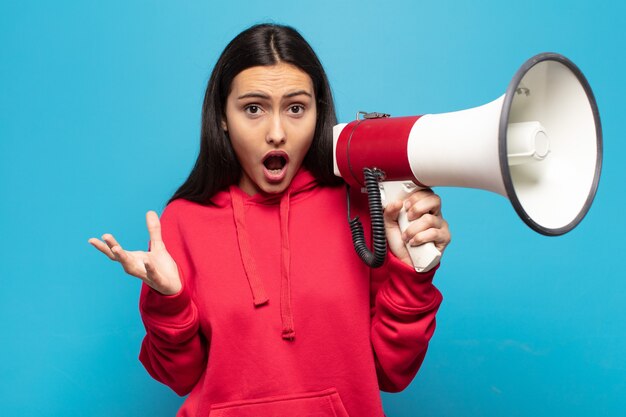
[333,52,602,272]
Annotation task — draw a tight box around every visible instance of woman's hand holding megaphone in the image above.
[88,211,182,295]
[383,187,451,272]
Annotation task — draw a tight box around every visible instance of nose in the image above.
[266,114,286,146]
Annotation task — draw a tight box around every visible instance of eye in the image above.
[245,105,262,115]
[288,105,305,115]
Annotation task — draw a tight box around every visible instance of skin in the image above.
[222,63,317,196]
[384,190,451,267]
[88,211,181,295]
[89,63,451,294]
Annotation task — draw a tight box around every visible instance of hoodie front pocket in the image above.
[208,388,350,417]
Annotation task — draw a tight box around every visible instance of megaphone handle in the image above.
[397,208,442,273]
[381,181,442,273]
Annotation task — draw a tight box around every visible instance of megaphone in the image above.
[333,52,602,272]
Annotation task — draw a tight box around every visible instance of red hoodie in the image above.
[139,168,442,417]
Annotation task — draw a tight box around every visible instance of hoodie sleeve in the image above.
[138,204,208,396]
[369,251,442,392]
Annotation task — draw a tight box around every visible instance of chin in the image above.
[260,181,290,195]
[241,166,297,196]
[258,167,296,194]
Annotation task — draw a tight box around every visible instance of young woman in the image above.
[89,23,450,417]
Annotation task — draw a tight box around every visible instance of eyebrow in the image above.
[237,90,313,100]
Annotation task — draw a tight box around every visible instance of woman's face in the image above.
[223,63,317,195]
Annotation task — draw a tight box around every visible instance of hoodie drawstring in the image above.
[230,190,269,307]
[279,192,295,340]
[230,188,295,341]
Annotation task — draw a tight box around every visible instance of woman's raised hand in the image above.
[88,211,182,295]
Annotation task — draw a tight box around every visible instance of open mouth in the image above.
[263,152,288,174]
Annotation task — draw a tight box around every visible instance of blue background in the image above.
[1,1,624,416]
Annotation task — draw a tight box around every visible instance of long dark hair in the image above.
[169,23,342,205]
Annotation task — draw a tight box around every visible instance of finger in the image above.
[404,190,439,212]
[408,221,451,251]
[146,211,163,244]
[401,213,443,242]
[405,193,442,220]
[402,188,435,205]
[101,234,126,262]
[408,228,440,247]
[88,238,116,260]
[101,233,122,251]
[113,247,148,279]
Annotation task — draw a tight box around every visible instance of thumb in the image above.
[146,211,163,246]
[384,200,403,224]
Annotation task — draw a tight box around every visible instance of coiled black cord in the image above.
[346,168,387,268]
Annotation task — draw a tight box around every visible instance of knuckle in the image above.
[419,190,435,201]
[420,213,437,227]
[424,228,437,240]
[407,205,423,220]
[415,228,436,245]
